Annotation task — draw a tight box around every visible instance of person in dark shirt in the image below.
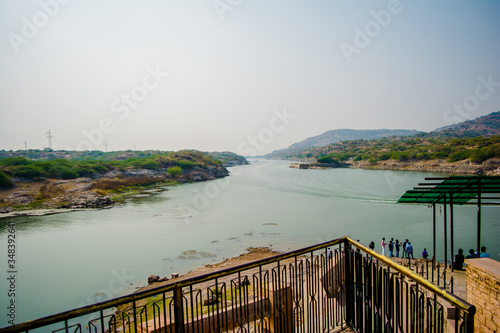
[406,242,414,259]
[465,249,475,259]
[388,239,394,257]
[422,248,428,259]
[402,239,408,258]
[453,249,465,270]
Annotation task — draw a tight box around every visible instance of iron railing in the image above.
[390,257,457,293]
[0,236,475,333]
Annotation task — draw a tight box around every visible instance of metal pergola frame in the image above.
[397,176,500,270]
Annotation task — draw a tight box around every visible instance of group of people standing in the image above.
[367,239,492,266]
[369,238,419,259]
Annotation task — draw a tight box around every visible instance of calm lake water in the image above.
[1,159,498,326]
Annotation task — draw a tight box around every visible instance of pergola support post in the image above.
[477,181,481,258]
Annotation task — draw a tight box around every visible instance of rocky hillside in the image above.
[267,129,420,159]
[431,111,500,137]
[290,129,421,149]
[266,112,500,164]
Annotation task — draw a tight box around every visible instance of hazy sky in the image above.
[1,1,499,155]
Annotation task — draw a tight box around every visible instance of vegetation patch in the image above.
[289,135,500,165]
[0,150,234,183]
[90,176,164,192]
[38,183,66,199]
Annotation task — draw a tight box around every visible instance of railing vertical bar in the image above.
[285,258,291,333]
[344,239,352,328]
[257,265,263,332]
[405,279,409,333]
[336,247,344,329]
[189,286,195,333]
[132,300,137,333]
[216,278,221,333]
[162,292,168,333]
[437,263,440,287]
[443,269,447,292]
[276,259,281,332]
[223,281,228,333]
[365,257,373,332]
[173,286,185,333]
[99,310,104,333]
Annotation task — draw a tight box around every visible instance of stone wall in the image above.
[465,258,500,332]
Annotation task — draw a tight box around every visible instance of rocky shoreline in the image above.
[286,158,500,176]
[0,165,230,218]
[353,158,500,175]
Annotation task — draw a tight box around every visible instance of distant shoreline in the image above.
[353,158,500,175]
[287,158,500,176]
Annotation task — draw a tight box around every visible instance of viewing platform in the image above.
[0,237,479,333]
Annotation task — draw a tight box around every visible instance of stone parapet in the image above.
[465,258,500,333]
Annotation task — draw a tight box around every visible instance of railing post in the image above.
[437,264,440,287]
[464,306,475,333]
[173,286,185,333]
[344,239,353,327]
[443,269,447,291]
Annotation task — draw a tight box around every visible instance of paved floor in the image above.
[388,257,468,300]
[451,268,467,300]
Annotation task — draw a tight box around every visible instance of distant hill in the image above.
[266,111,500,161]
[288,129,421,150]
[430,111,500,137]
[267,129,420,159]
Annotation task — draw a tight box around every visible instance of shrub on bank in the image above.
[167,166,182,177]
[0,156,31,166]
[0,170,13,189]
[11,165,45,180]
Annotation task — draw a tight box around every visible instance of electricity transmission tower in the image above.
[46,130,53,149]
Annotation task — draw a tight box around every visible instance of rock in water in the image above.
[148,275,160,284]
